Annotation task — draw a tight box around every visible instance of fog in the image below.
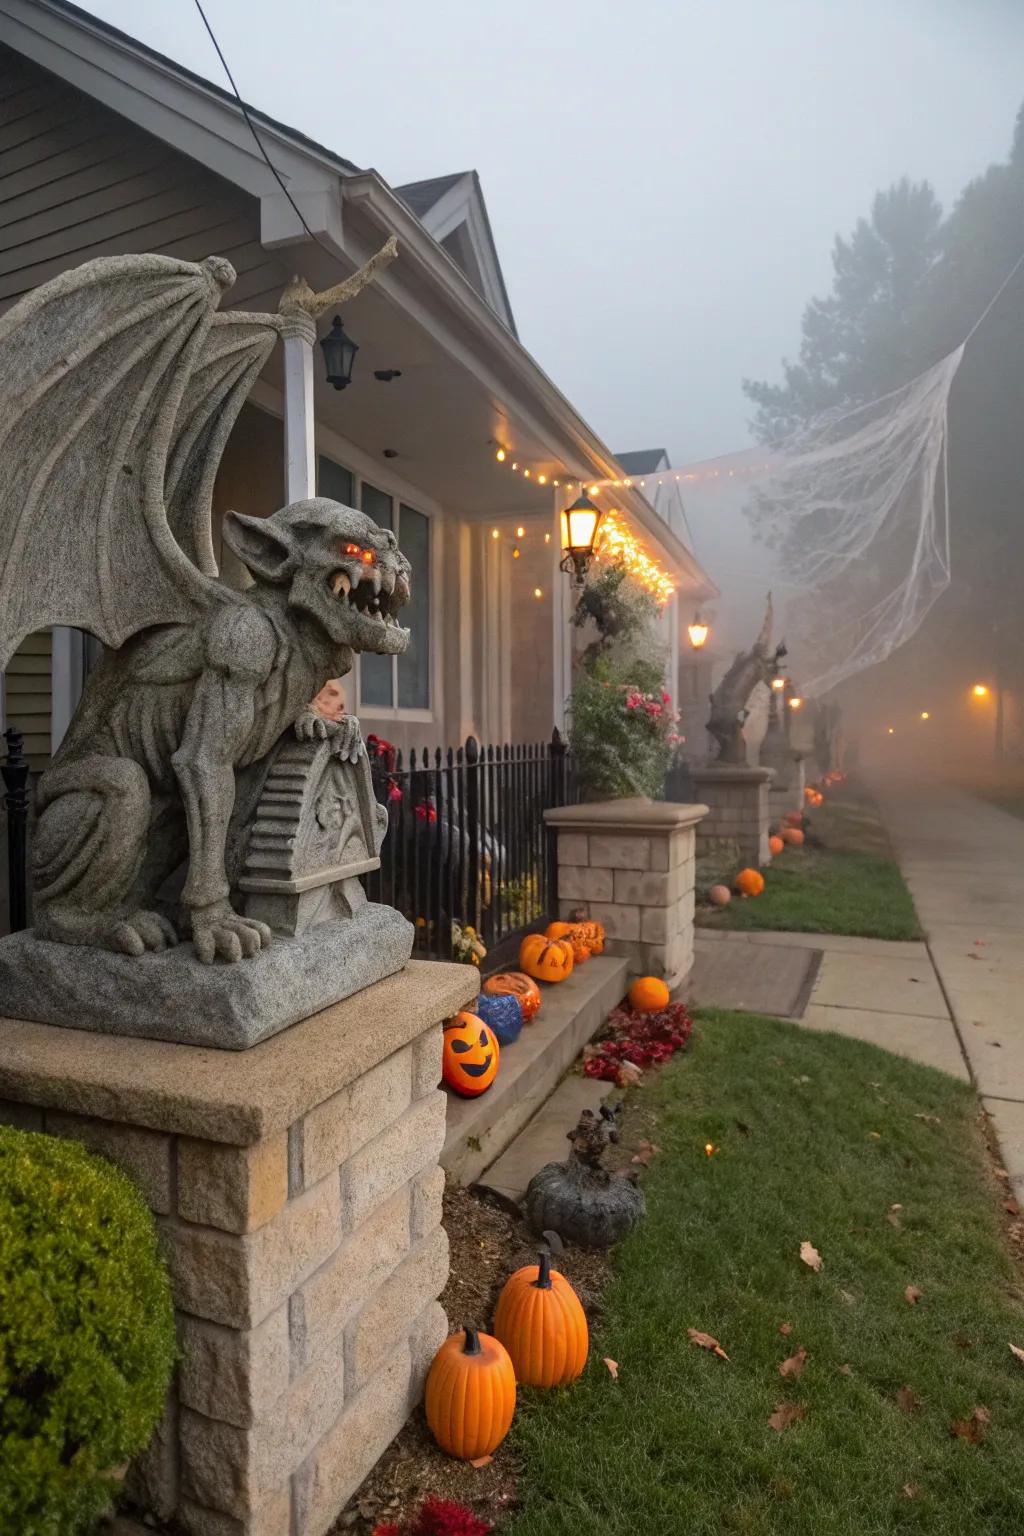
[76,0,1024,466]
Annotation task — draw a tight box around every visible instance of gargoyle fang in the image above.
[330,570,351,597]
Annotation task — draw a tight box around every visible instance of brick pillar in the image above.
[0,961,477,1536]
[691,764,774,867]
[544,797,707,989]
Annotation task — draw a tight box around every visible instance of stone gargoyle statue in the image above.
[0,243,419,1048]
[706,595,785,764]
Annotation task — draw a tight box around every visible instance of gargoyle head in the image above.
[223,499,411,658]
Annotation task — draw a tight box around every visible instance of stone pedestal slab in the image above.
[0,960,477,1536]
[544,797,707,989]
[692,764,774,867]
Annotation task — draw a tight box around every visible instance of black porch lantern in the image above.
[559,490,604,588]
[320,313,359,390]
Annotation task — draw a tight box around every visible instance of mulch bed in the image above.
[331,1180,613,1534]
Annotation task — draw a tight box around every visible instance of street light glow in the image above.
[972,683,990,699]
[920,711,930,720]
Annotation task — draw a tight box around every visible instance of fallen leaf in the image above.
[800,1240,823,1272]
[1005,1199,1021,1217]
[838,1363,852,1376]
[779,1347,809,1379]
[687,1328,729,1362]
[617,1060,643,1087]
[630,1140,662,1166]
[794,1075,811,1084]
[469,1455,493,1468]
[996,1167,1010,1180]
[915,1113,941,1124]
[779,1322,794,1337]
[896,1385,921,1415]
[839,1289,856,1306]
[868,1131,882,1140]
[602,1357,619,1380]
[902,1483,921,1500]
[904,1285,923,1305]
[951,1406,990,1444]
[967,952,983,961]
[887,1209,902,1229]
[890,1203,904,1211]
[767,1400,807,1433]
[1009,1344,1024,1366]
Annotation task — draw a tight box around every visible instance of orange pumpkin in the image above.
[582,920,606,955]
[493,1250,589,1388]
[735,868,765,898]
[804,786,816,802]
[782,826,804,846]
[545,921,574,941]
[519,933,574,984]
[768,834,784,856]
[483,971,542,1021]
[442,1012,499,1097]
[425,1326,516,1459]
[708,883,732,907]
[564,926,592,964]
[628,975,670,1013]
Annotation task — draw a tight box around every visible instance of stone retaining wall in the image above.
[545,797,707,989]
[0,961,477,1536]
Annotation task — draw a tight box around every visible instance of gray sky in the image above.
[79,0,1024,464]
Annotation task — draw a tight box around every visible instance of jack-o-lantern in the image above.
[546,921,590,964]
[483,971,541,1020]
[519,933,574,984]
[473,991,523,1046]
[442,1012,499,1097]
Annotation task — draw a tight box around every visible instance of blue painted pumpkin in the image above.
[473,991,524,1046]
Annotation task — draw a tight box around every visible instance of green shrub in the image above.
[0,1125,177,1535]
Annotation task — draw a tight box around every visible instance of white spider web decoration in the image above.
[650,344,963,698]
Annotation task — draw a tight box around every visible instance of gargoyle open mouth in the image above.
[328,565,410,633]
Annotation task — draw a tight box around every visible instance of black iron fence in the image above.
[2,728,29,935]
[366,729,578,968]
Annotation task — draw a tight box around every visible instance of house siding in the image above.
[0,43,288,311]
[3,629,51,770]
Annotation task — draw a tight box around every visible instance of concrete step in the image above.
[441,954,628,1186]
[475,1072,614,1204]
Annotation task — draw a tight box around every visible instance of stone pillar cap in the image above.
[692,765,775,784]
[544,796,708,832]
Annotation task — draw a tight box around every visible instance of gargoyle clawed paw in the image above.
[190,904,272,965]
[109,910,179,957]
[294,711,364,764]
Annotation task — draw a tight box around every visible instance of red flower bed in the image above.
[582,1001,694,1083]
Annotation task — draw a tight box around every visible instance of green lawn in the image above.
[699,786,922,941]
[508,1013,1024,1536]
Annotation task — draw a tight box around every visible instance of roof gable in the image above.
[616,448,671,476]
[396,169,516,336]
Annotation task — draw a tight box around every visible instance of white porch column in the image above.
[281,311,318,502]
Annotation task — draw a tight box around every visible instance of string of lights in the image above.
[489,446,678,602]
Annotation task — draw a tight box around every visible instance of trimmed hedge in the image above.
[0,1125,177,1535]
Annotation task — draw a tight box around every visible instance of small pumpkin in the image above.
[545,921,574,940]
[768,834,784,856]
[519,933,574,984]
[424,1326,516,1459]
[473,991,523,1046]
[735,868,765,898]
[783,811,803,828]
[707,883,732,907]
[804,785,816,802]
[628,975,670,1013]
[442,1012,499,1097]
[782,826,804,846]
[483,971,542,1020]
[493,1250,589,1388]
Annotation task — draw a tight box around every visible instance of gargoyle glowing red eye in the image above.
[361,548,376,565]
[339,541,377,565]
[343,543,360,556]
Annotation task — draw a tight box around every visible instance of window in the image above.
[356,486,431,714]
[317,454,354,505]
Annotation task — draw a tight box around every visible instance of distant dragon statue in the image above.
[0,242,408,965]
[706,595,785,764]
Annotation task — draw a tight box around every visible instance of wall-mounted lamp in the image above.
[559,491,604,588]
[320,314,358,391]
[687,614,710,650]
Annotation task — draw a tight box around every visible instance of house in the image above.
[0,0,716,774]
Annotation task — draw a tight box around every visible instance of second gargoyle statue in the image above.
[0,248,416,1048]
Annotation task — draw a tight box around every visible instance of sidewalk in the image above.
[872,775,1024,1195]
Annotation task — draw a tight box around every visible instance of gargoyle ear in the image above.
[222,511,297,584]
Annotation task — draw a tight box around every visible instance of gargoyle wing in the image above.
[165,311,281,578]
[0,253,276,668]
